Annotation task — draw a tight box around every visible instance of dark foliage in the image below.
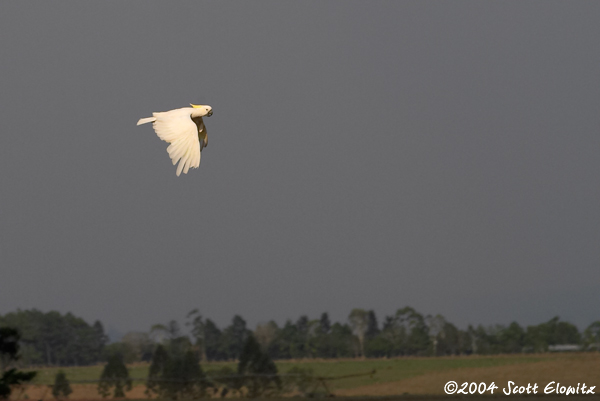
[146,345,209,399]
[52,370,72,399]
[97,354,131,398]
[237,335,280,398]
[0,310,107,366]
[0,328,36,400]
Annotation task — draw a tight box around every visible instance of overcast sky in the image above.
[1,1,599,339]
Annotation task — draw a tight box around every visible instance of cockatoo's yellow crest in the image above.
[190,104,203,108]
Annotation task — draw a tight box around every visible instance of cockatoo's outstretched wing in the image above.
[152,110,200,176]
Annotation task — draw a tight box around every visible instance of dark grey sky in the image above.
[1,2,599,338]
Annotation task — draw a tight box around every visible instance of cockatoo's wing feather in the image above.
[192,116,208,151]
[151,109,201,176]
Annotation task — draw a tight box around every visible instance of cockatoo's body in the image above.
[137,104,213,176]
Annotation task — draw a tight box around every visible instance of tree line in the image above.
[0,326,285,399]
[1,307,599,368]
[0,309,107,366]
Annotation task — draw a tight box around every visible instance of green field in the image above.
[23,353,600,399]
[273,355,547,390]
[31,354,547,390]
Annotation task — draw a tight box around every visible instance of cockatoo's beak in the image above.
[207,110,213,117]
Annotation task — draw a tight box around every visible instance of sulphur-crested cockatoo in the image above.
[137,104,213,176]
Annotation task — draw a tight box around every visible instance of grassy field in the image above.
[20,353,600,399]
[273,355,547,390]
[31,354,544,387]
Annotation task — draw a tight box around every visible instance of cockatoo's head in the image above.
[190,104,213,117]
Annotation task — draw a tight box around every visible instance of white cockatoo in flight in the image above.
[137,104,213,176]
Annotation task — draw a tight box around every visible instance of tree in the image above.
[178,350,209,399]
[456,328,473,355]
[146,344,210,399]
[319,313,331,334]
[395,307,430,355]
[0,310,107,366]
[98,354,131,398]
[438,322,460,355]
[146,344,169,397]
[381,315,407,356]
[161,351,207,400]
[150,324,170,344]
[328,323,354,358]
[470,325,497,354]
[167,321,181,339]
[237,335,280,398]
[467,325,479,354]
[150,319,192,360]
[525,317,581,352]
[583,321,600,349]
[552,319,581,344]
[426,314,446,356]
[203,319,224,361]
[103,342,139,364]
[295,316,310,358]
[120,332,153,362]
[254,322,278,352]
[365,310,380,339]
[0,328,36,400]
[39,311,65,365]
[499,322,525,353]
[348,309,368,358]
[312,314,334,359]
[168,336,193,360]
[92,321,109,360]
[0,328,20,371]
[187,310,207,362]
[221,316,250,360]
[269,320,297,359]
[52,371,72,399]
